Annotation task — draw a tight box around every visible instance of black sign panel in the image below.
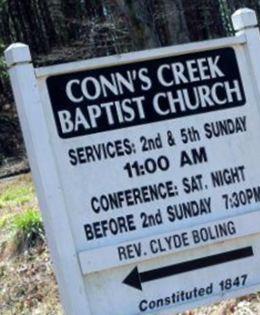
[47,48,246,139]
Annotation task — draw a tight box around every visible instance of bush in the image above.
[11,208,45,252]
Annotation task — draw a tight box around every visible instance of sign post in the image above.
[4,44,91,315]
[5,8,260,315]
[232,8,260,95]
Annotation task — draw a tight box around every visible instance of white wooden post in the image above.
[232,8,260,96]
[4,43,91,315]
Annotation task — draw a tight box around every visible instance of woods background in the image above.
[0,0,259,173]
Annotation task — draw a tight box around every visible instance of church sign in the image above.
[5,8,260,315]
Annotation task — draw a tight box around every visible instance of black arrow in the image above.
[123,246,253,290]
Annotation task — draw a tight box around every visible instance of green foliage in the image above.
[11,208,45,250]
[0,213,11,229]
[0,176,41,251]
[0,41,7,81]
[0,0,7,6]
[0,208,45,252]
[0,175,44,254]
[0,183,35,208]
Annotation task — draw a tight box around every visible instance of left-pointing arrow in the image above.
[123,266,142,291]
[123,246,253,291]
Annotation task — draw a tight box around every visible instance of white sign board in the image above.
[5,8,260,315]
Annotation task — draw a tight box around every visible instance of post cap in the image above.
[232,8,257,31]
[4,43,31,67]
